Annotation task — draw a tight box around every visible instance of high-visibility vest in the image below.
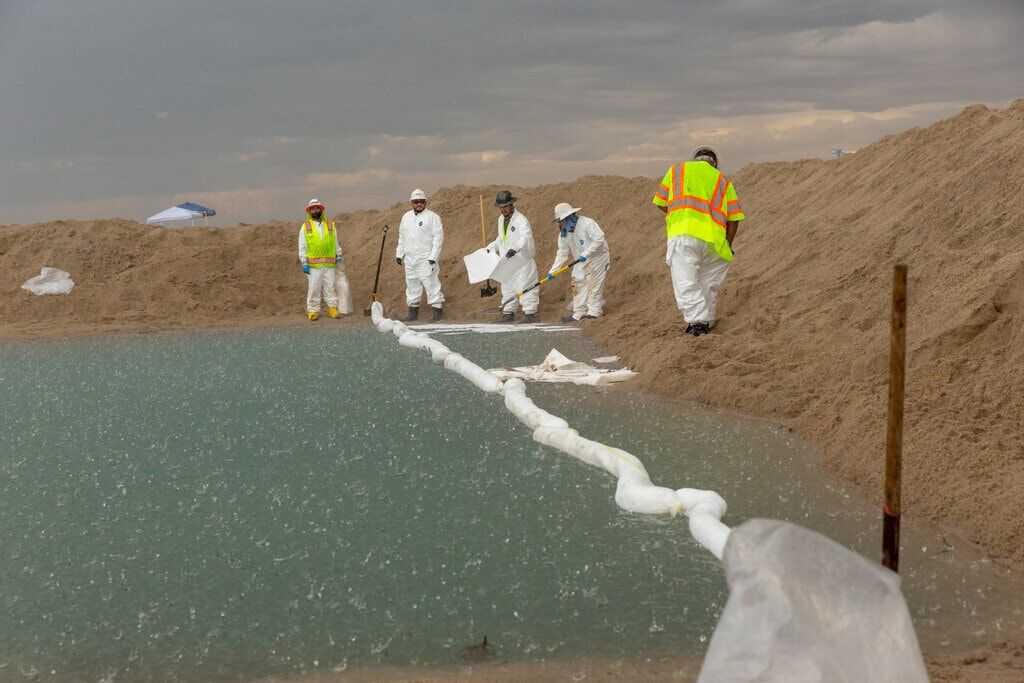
[652,161,745,261]
[304,219,337,269]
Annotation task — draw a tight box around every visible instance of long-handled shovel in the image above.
[490,257,583,313]
[363,224,389,316]
[479,195,497,298]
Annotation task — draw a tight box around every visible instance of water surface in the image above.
[0,327,1019,681]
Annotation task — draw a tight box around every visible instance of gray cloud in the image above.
[0,0,1021,224]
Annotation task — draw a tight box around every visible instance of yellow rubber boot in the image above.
[307,310,319,321]
[327,307,340,318]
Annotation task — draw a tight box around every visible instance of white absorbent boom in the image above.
[370,302,731,560]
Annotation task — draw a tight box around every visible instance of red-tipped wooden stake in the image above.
[883,264,907,572]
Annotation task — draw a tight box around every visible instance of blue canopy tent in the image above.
[146,201,217,227]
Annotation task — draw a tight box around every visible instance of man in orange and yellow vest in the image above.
[298,198,346,320]
[652,146,745,336]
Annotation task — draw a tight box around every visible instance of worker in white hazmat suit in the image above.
[547,202,611,323]
[486,190,540,323]
[297,198,347,320]
[395,188,445,322]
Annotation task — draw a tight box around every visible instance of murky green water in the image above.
[0,327,1020,682]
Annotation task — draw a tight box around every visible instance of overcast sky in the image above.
[1,1,1021,225]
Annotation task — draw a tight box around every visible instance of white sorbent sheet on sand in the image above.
[488,349,637,385]
[409,322,579,335]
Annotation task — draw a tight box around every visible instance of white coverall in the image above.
[667,234,730,324]
[486,210,540,314]
[298,220,348,314]
[547,215,610,319]
[396,208,445,307]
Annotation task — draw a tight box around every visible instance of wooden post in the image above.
[882,264,907,572]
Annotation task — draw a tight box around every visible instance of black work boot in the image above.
[560,315,580,324]
[688,322,711,336]
[499,312,515,323]
[523,313,538,323]
[431,306,443,322]
[402,306,419,322]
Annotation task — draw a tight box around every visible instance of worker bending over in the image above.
[396,188,445,322]
[547,202,611,323]
[487,190,540,323]
[298,198,346,320]
[652,146,745,336]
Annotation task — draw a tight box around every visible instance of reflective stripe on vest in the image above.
[666,163,728,228]
[654,182,670,202]
[304,219,337,268]
[664,161,734,261]
[726,197,743,218]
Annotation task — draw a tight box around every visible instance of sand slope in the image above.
[1,100,1022,567]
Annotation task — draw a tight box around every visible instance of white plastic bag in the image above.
[698,519,928,683]
[21,267,74,295]
[334,269,353,314]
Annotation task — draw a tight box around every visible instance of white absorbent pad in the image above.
[489,348,637,385]
[487,252,531,284]
[698,519,928,683]
[21,267,75,295]
[463,248,502,284]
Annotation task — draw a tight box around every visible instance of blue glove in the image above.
[302,264,310,274]
[579,254,588,262]
[546,273,554,280]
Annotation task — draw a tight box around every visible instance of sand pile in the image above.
[1,100,1022,566]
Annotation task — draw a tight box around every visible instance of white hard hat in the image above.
[690,145,720,164]
[410,189,427,201]
[552,202,582,222]
[306,198,325,212]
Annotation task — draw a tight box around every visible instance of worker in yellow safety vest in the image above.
[298,198,347,320]
[652,146,745,336]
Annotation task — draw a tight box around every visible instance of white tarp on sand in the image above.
[489,348,637,385]
[21,267,74,295]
